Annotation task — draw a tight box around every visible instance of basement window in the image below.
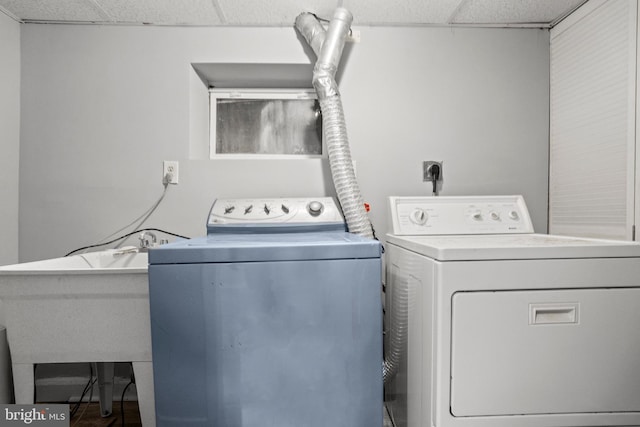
[209,89,323,158]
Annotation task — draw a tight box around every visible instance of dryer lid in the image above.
[385,233,640,261]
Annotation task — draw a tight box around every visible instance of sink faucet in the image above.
[139,231,157,249]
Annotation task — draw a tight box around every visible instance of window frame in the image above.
[209,88,324,159]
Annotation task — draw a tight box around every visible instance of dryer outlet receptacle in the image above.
[423,161,443,182]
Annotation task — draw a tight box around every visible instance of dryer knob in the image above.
[509,210,519,220]
[308,201,324,216]
[410,208,428,225]
[471,211,483,221]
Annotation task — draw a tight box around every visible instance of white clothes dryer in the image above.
[384,195,640,427]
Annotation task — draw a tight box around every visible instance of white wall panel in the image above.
[550,0,637,239]
[0,12,19,265]
[19,25,550,261]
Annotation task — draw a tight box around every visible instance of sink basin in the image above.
[0,248,148,272]
[0,249,155,426]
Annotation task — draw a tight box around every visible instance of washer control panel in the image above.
[388,195,534,235]
[207,197,344,232]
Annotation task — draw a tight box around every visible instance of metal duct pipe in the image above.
[294,13,326,60]
[296,8,403,387]
[294,9,374,239]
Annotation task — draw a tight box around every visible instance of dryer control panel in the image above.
[388,195,534,235]
[207,197,345,233]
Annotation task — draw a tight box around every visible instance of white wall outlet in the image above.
[163,161,179,185]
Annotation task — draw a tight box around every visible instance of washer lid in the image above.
[149,232,381,264]
[385,233,640,261]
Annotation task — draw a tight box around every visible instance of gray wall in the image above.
[0,13,20,266]
[20,24,549,262]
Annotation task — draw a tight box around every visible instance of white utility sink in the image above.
[0,249,155,426]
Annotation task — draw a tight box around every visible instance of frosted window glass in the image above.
[210,92,323,157]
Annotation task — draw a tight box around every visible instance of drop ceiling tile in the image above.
[451,0,586,24]
[0,0,108,22]
[0,0,588,27]
[216,0,335,25]
[343,0,462,25]
[218,0,464,26]
[96,0,222,25]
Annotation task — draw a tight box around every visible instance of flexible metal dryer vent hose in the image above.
[294,9,374,239]
[295,9,403,385]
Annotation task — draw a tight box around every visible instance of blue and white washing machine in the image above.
[148,197,382,427]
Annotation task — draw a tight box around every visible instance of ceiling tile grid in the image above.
[0,0,589,27]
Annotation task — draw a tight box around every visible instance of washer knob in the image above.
[307,201,324,217]
[509,210,519,220]
[410,208,428,225]
[490,211,500,221]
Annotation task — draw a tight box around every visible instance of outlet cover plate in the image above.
[423,161,443,182]
[163,161,179,184]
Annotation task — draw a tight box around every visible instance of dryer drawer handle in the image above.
[529,303,579,325]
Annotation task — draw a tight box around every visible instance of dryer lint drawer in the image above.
[450,288,640,417]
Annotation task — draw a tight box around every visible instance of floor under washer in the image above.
[384,195,640,427]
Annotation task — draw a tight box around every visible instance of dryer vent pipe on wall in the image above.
[295,9,405,385]
[294,8,373,239]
